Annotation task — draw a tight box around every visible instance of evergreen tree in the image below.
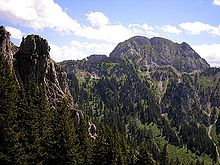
[136,142,154,165]
[160,143,169,165]
[0,54,23,164]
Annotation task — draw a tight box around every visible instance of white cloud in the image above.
[5,26,25,40]
[161,25,182,34]
[192,44,220,67]
[50,41,115,62]
[213,0,220,6]
[76,23,134,44]
[128,23,159,37]
[128,23,153,31]
[0,0,159,44]
[3,1,219,65]
[0,0,80,33]
[76,14,159,44]
[179,22,220,36]
[86,12,109,28]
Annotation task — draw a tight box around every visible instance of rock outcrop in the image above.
[14,35,50,84]
[0,26,13,68]
[87,122,97,140]
[14,34,73,106]
[110,36,210,73]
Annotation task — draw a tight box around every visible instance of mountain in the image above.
[110,36,210,73]
[61,36,220,164]
[1,25,220,164]
[0,26,97,164]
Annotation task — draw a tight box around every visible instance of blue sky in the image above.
[0,0,220,66]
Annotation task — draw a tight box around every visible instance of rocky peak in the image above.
[150,37,173,45]
[110,36,210,72]
[14,35,50,84]
[1,26,96,139]
[110,36,150,61]
[14,34,73,106]
[0,26,13,67]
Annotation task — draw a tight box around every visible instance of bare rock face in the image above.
[14,35,50,84]
[14,34,73,106]
[0,26,13,67]
[1,27,95,139]
[87,122,97,140]
[110,36,210,73]
[73,109,84,125]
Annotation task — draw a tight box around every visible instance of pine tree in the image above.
[16,78,53,164]
[136,142,154,165]
[45,100,79,164]
[75,116,93,165]
[92,125,114,165]
[0,54,23,164]
[160,143,169,165]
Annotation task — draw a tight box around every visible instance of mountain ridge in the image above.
[109,36,210,73]
[1,25,220,164]
[60,36,220,164]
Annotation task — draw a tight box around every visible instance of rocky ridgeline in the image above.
[61,36,220,128]
[0,26,96,139]
[14,34,73,106]
[110,36,210,73]
[0,26,13,68]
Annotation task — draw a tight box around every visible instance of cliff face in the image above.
[14,34,73,106]
[0,27,98,139]
[0,26,73,107]
[0,26,13,68]
[110,36,210,73]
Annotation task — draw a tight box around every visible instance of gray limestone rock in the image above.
[110,36,210,73]
[0,26,13,68]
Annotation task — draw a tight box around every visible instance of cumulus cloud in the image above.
[128,23,153,31]
[86,12,109,28]
[179,22,220,36]
[5,26,25,40]
[0,0,159,43]
[161,25,182,34]
[0,0,80,33]
[213,0,220,6]
[50,41,115,62]
[76,23,134,44]
[192,44,220,67]
[76,14,159,44]
[128,23,159,37]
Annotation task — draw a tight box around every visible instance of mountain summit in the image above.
[110,36,209,72]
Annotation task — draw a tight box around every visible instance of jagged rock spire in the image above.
[0,26,13,68]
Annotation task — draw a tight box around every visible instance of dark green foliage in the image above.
[0,54,23,164]
[195,159,205,165]
[0,54,84,164]
[136,142,154,165]
[160,143,169,165]
[92,125,128,165]
[63,57,218,164]
[157,117,180,146]
[180,122,216,161]
[1,45,219,164]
